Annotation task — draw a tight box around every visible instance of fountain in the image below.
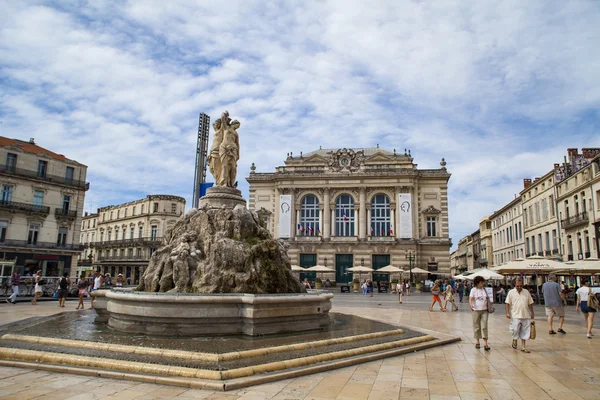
[106,111,332,336]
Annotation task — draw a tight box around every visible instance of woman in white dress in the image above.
[31,270,43,305]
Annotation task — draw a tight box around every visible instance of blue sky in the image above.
[1,0,599,247]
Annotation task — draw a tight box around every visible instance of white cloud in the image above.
[1,0,599,248]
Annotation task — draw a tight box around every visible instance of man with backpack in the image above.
[57,272,71,308]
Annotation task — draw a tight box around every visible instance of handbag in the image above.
[529,321,536,340]
[588,288,599,310]
[485,291,495,313]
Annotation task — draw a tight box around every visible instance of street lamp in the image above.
[405,250,415,285]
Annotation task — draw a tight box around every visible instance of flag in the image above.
[297,224,301,231]
[390,226,394,235]
[370,227,374,235]
[309,224,313,234]
[342,211,348,221]
[301,225,305,232]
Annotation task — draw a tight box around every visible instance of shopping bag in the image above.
[529,321,536,340]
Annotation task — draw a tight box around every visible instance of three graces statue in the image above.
[208,111,240,188]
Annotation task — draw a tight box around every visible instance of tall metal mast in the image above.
[192,113,210,208]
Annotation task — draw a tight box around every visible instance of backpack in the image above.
[59,277,69,290]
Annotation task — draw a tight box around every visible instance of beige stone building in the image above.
[555,149,600,260]
[0,137,88,277]
[77,195,186,283]
[490,197,525,266]
[478,216,492,268]
[246,147,451,285]
[520,171,561,259]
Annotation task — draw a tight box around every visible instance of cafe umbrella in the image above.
[462,268,504,280]
[346,266,375,282]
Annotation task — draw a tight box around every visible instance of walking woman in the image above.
[444,283,459,311]
[576,280,597,338]
[430,280,446,312]
[397,281,403,303]
[76,272,89,310]
[470,276,490,350]
[31,270,43,305]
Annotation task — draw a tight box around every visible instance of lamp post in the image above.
[406,250,415,285]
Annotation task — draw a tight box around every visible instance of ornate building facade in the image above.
[490,197,524,266]
[77,195,186,283]
[0,137,88,276]
[246,147,451,284]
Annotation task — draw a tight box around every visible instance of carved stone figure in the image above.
[207,119,223,185]
[219,119,240,187]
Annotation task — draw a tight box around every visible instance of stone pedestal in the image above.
[106,290,333,336]
[199,186,246,209]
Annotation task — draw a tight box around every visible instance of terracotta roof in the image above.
[0,137,82,165]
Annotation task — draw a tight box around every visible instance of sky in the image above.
[1,0,599,248]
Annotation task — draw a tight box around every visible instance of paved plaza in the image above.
[0,293,599,400]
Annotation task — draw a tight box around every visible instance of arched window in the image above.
[335,194,355,236]
[371,194,391,236]
[299,195,320,236]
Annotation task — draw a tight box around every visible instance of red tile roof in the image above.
[0,136,84,165]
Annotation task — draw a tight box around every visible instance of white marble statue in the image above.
[207,111,240,188]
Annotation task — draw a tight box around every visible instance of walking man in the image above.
[6,271,20,304]
[542,274,567,335]
[506,277,535,353]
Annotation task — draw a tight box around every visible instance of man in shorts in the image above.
[542,274,567,335]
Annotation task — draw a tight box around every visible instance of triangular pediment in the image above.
[365,153,395,162]
[302,154,329,163]
[422,205,441,214]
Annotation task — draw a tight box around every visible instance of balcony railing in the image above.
[90,237,162,248]
[55,208,77,218]
[0,200,50,215]
[0,165,88,190]
[561,212,589,230]
[77,259,93,266]
[97,255,150,262]
[0,239,83,251]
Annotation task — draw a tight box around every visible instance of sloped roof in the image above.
[0,137,83,165]
[299,148,396,158]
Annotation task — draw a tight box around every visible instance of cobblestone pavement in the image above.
[0,294,599,400]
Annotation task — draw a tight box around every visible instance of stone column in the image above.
[331,209,335,237]
[395,187,401,238]
[290,190,296,239]
[391,209,395,237]
[319,207,323,236]
[323,188,331,239]
[359,187,366,239]
[367,208,371,236]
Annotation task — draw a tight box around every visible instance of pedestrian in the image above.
[430,280,446,312]
[116,274,124,288]
[542,274,567,335]
[367,280,373,297]
[361,280,367,295]
[406,281,411,296]
[57,272,70,308]
[104,274,112,287]
[303,278,311,289]
[505,277,535,353]
[91,271,104,308]
[31,270,43,305]
[457,280,464,303]
[576,280,597,339]
[76,272,88,310]
[397,281,403,303]
[6,271,20,304]
[470,276,490,351]
[444,283,459,311]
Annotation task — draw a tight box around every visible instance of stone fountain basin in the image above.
[106,290,333,337]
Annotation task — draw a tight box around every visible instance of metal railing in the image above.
[55,208,77,218]
[0,165,88,190]
[0,200,50,215]
[561,211,588,229]
[90,237,162,247]
[0,239,83,251]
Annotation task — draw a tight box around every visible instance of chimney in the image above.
[85,212,88,217]
[523,178,532,189]
[29,138,35,144]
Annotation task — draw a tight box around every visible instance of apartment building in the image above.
[520,171,561,259]
[555,149,600,260]
[78,195,186,283]
[0,137,88,276]
[490,197,525,266]
[479,216,492,267]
